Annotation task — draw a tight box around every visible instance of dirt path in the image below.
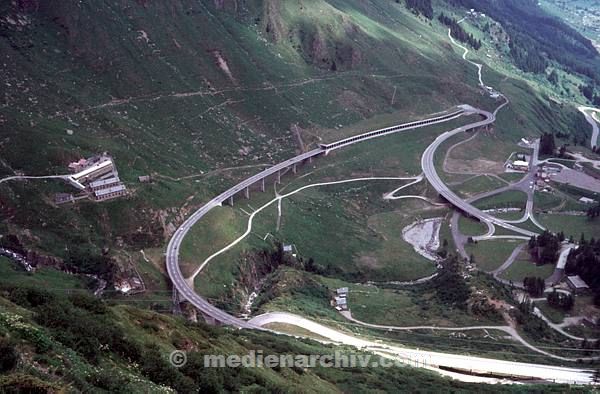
[0,174,69,185]
[189,176,417,280]
[442,131,480,174]
[490,243,526,277]
[48,71,408,119]
[154,163,272,182]
[339,310,599,362]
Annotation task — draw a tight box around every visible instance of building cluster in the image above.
[483,85,500,99]
[333,287,348,311]
[505,153,530,172]
[54,193,75,205]
[535,166,559,192]
[579,197,597,205]
[283,244,298,258]
[56,154,128,204]
[466,9,486,19]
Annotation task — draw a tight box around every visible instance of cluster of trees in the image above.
[0,284,235,392]
[547,70,559,85]
[572,113,598,147]
[3,286,140,364]
[580,84,600,106]
[547,290,574,311]
[558,144,569,158]
[447,0,600,80]
[438,13,482,50]
[581,84,594,101]
[430,254,471,309]
[65,246,116,282]
[511,299,556,342]
[539,133,557,156]
[528,231,562,265]
[0,338,18,373]
[523,276,545,297]
[438,238,450,259]
[509,36,548,74]
[401,0,433,19]
[236,242,329,282]
[588,203,600,219]
[565,235,600,304]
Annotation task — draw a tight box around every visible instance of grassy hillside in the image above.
[0,0,594,317]
[0,0,490,262]
[3,1,600,388]
[0,260,592,392]
[0,0,591,266]
[0,264,581,393]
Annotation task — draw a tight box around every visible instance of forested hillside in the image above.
[1,273,517,392]
[447,0,600,80]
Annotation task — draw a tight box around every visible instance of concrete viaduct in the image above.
[166,105,488,326]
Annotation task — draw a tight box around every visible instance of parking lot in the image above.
[551,167,600,194]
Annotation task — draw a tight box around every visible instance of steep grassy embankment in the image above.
[2,262,583,392]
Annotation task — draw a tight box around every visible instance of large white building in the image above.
[94,184,127,201]
[512,160,529,171]
[64,154,128,202]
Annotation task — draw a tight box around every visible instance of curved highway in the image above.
[163,103,598,383]
[160,21,600,383]
[420,105,538,239]
[249,312,594,384]
[165,107,472,328]
[166,103,534,326]
[422,26,539,240]
[578,106,600,149]
[158,17,598,384]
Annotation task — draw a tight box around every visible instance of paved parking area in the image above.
[551,168,600,194]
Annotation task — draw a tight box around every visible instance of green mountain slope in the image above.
[1,1,600,389]
[2,0,590,262]
[0,0,482,175]
[0,0,594,328]
[0,264,589,392]
[0,0,491,261]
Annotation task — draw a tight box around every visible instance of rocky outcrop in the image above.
[26,249,64,270]
[262,0,284,43]
[2,233,64,269]
[291,20,365,71]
